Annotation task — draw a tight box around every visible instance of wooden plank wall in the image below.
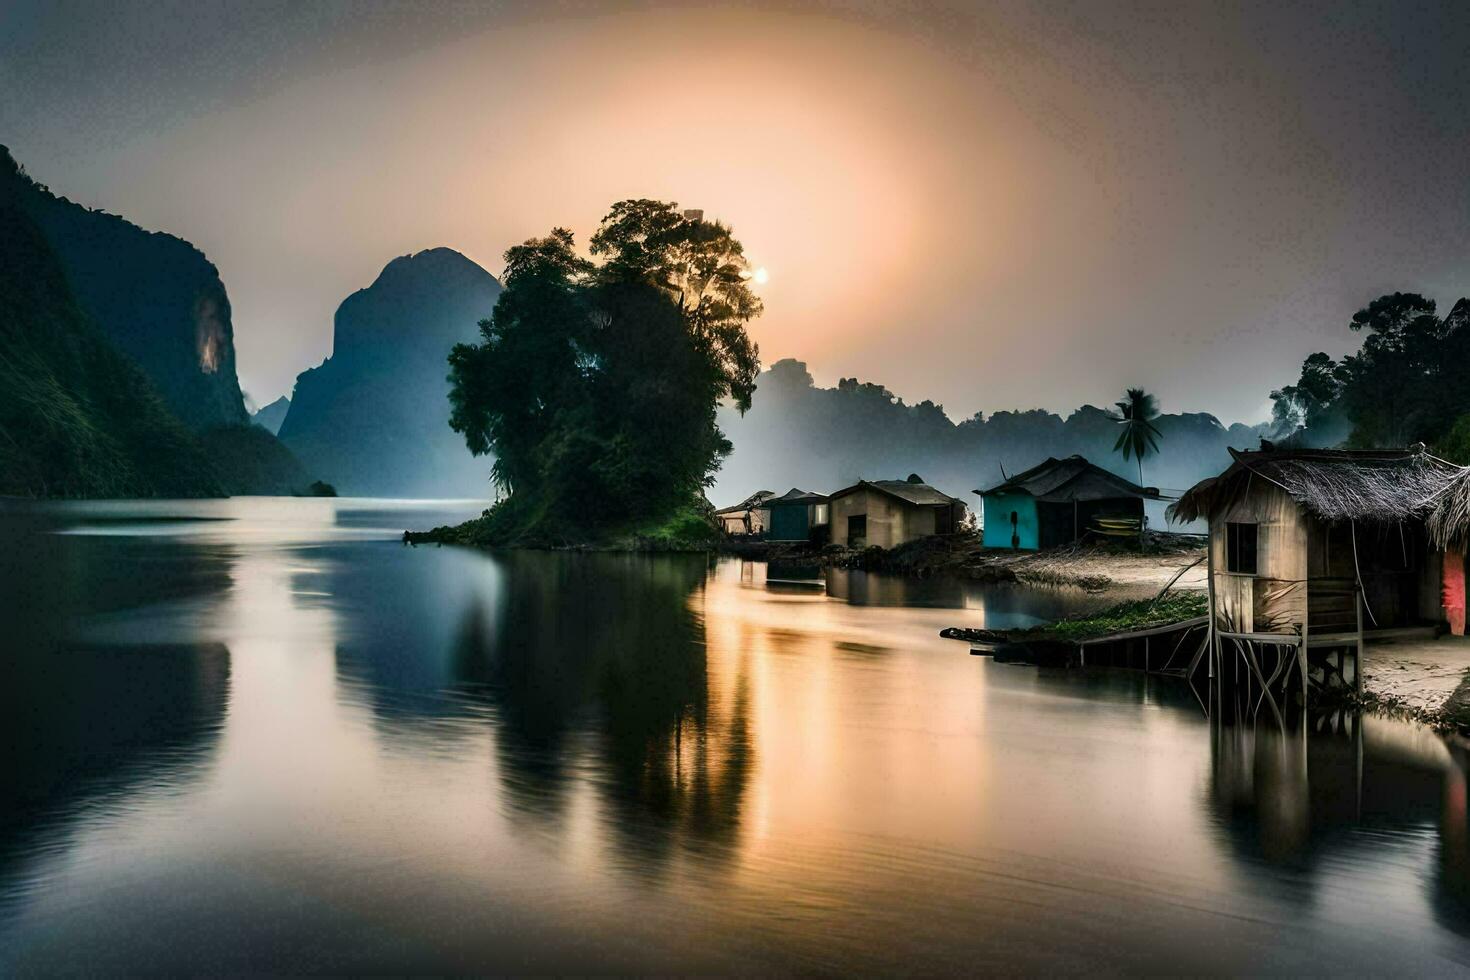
[1209,483,1308,635]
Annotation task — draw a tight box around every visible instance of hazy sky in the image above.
[3,1,1467,420]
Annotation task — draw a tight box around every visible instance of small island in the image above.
[407,200,760,552]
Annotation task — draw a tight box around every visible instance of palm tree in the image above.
[1111,387,1162,485]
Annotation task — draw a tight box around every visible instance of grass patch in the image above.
[405,496,719,552]
[1025,591,1208,641]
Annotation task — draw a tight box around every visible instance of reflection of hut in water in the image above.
[714,490,775,537]
[976,455,1162,550]
[1171,447,1467,709]
[1207,711,1470,927]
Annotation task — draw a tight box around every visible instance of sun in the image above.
[752,267,769,285]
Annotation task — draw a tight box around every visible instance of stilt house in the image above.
[1170,447,1467,705]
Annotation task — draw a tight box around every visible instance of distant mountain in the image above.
[2,146,249,429]
[278,248,501,497]
[0,148,313,498]
[0,197,225,497]
[250,395,290,435]
[197,423,310,495]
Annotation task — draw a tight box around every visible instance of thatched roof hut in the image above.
[1169,447,1456,526]
[1173,446,1463,643]
[1425,466,1470,552]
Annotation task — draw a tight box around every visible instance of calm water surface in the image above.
[3,497,1470,973]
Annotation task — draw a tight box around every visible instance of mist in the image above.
[714,359,1268,527]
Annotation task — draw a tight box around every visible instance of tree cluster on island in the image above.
[431,200,762,547]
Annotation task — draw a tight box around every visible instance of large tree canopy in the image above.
[1271,292,1470,452]
[448,201,762,542]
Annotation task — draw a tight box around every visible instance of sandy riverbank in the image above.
[960,544,1207,593]
[1359,634,1470,732]
[734,534,1210,595]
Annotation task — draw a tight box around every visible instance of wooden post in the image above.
[1355,585,1365,701]
[1205,523,1219,718]
[1300,577,1310,714]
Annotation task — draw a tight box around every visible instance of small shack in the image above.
[1170,446,1464,709]
[715,490,775,537]
[763,488,830,542]
[828,474,966,549]
[977,455,1162,550]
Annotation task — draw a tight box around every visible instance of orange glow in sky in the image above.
[15,3,1467,423]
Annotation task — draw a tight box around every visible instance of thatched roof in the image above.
[1425,465,1470,551]
[976,455,1161,502]
[1168,447,1457,525]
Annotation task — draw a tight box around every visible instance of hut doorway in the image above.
[1307,520,1428,632]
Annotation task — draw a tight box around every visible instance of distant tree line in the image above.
[713,359,1268,508]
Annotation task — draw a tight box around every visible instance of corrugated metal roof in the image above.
[766,487,828,506]
[831,478,959,507]
[978,456,1160,502]
[714,490,775,515]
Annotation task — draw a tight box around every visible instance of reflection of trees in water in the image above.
[471,553,752,869]
[329,548,753,871]
[0,513,233,912]
[1207,713,1470,933]
[0,643,230,916]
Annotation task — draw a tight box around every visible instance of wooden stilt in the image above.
[1355,586,1364,701]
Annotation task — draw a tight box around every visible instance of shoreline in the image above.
[404,524,1470,731]
[733,534,1210,595]
[1353,635,1470,735]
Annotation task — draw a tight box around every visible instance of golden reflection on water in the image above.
[3,498,1470,972]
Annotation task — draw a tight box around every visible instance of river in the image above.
[1,497,1468,973]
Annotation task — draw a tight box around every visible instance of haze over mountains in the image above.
[0,142,1268,512]
[714,359,1270,523]
[249,396,291,436]
[277,249,501,498]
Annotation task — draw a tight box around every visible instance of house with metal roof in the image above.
[714,490,775,537]
[828,474,966,549]
[763,488,830,542]
[976,455,1162,550]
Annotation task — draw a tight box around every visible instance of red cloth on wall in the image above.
[1444,550,1466,636]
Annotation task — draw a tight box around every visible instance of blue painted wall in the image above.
[767,503,810,541]
[982,492,1039,550]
